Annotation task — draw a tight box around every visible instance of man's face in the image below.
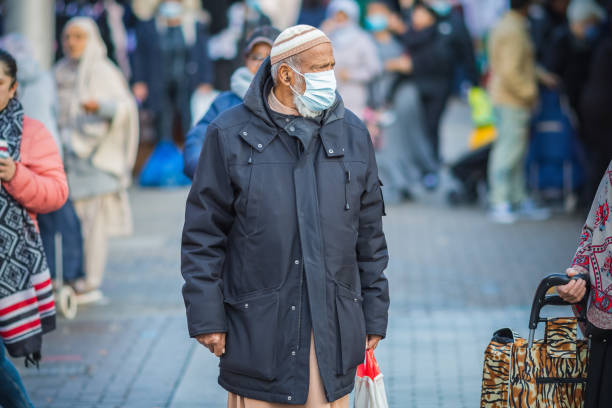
[245,42,272,74]
[283,42,335,95]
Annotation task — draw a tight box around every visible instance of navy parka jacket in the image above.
[181,59,389,404]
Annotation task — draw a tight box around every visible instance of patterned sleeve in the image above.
[570,161,612,317]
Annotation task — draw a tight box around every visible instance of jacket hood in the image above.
[243,57,345,128]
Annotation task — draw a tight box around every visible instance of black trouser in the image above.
[585,323,612,408]
[419,84,451,162]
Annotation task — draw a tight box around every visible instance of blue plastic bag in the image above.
[139,141,191,187]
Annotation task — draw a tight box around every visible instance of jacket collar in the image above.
[241,57,347,158]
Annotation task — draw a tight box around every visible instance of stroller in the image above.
[38,200,84,319]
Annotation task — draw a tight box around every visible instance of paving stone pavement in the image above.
[13,101,585,408]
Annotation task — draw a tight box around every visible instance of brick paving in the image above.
[13,101,586,407]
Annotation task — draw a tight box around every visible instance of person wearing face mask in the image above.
[183,26,279,180]
[181,24,389,408]
[131,0,214,144]
[321,0,382,120]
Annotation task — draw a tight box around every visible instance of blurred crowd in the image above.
[0,0,610,297]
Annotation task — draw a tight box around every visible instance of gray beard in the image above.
[293,93,322,119]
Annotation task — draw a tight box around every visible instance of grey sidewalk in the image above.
[15,101,585,407]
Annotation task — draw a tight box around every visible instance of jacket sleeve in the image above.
[358,134,390,339]
[181,124,234,337]
[183,99,222,179]
[2,122,68,214]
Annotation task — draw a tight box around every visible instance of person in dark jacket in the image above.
[183,25,279,179]
[580,30,612,206]
[543,0,606,117]
[424,0,480,87]
[394,1,454,162]
[181,25,389,407]
[131,0,213,141]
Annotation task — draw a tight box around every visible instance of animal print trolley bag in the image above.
[480,274,590,408]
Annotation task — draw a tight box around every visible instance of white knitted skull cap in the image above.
[270,24,331,65]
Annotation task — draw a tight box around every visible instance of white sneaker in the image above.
[489,202,518,224]
[518,199,551,221]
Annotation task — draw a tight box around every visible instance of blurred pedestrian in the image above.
[0,49,67,407]
[544,0,606,116]
[395,1,454,162]
[530,0,570,64]
[55,17,139,302]
[366,1,439,200]
[322,0,382,119]
[131,0,214,142]
[55,0,132,79]
[183,25,279,179]
[487,0,549,223]
[423,0,480,90]
[207,1,271,90]
[557,160,612,408]
[181,24,389,407]
[580,24,612,206]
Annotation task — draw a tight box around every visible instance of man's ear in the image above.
[279,64,293,86]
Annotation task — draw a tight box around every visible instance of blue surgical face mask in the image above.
[289,65,337,112]
[159,1,183,19]
[429,0,452,17]
[366,14,389,32]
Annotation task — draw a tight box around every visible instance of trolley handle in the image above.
[527,273,589,347]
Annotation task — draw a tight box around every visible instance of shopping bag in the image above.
[354,349,389,408]
[468,87,495,128]
[469,124,497,150]
[480,273,589,408]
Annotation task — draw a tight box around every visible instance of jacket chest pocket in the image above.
[335,284,366,375]
[220,291,280,381]
[317,160,367,217]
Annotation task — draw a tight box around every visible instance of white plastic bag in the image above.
[354,349,389,408]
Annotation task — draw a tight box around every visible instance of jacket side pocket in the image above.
[220,291,279,381]
[335,284,366,375]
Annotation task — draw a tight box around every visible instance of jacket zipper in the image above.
[340,161,350,210]
[535,377,587,384]
[296,264,304,351]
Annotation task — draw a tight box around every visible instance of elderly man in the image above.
[181,25,389,407]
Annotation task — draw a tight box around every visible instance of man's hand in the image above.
[0,157,17,182]
[557,268,587,304]
[196,332,226,357]
[366,334,383,350]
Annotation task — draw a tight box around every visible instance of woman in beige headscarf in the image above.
[54,17,139,302]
